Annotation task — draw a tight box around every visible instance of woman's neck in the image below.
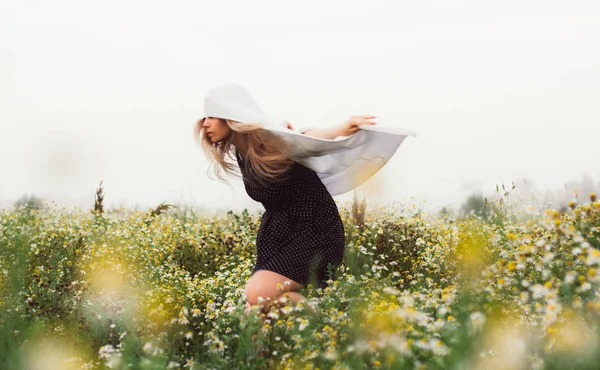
[231,132,248,156]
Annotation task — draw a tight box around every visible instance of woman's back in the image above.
[235,148,345,289]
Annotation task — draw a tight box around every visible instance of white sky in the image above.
[1,0,599,215]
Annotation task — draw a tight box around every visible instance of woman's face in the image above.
[202,117,232,143]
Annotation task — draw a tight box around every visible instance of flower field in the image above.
[1,192,600,369]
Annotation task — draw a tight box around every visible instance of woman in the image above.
[193,84,377,313]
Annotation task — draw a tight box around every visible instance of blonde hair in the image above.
[193,118,295,186]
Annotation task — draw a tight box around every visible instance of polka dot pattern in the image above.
[235,148,346,289]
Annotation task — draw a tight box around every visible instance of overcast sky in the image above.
[1,0,599,215]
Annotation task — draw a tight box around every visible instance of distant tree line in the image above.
[446,171,599,218]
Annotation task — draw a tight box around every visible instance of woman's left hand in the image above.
[339,115,377,136]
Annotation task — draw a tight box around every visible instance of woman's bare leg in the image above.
[243,271,318,350]
[244,270,307,312]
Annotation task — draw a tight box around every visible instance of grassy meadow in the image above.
[1,189,600,369]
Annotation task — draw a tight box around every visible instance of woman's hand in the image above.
[338,115,377,136]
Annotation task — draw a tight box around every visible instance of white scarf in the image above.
[203,83,416,196]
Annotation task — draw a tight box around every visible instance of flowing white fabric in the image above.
[203,83,416,196]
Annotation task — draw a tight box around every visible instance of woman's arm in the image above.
[285,120,344,140]
[300,126,346,140]
[295,115,377,140]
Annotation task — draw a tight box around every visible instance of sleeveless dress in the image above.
[235,148,346,289]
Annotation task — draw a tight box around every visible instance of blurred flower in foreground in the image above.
[453,224,491,284]
[25,336,89,370]
[468,314,531,370]
[547,308,597,355]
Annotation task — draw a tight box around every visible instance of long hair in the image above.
[193,118,295,186]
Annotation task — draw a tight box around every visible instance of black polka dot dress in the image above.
[235,148,346,289]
